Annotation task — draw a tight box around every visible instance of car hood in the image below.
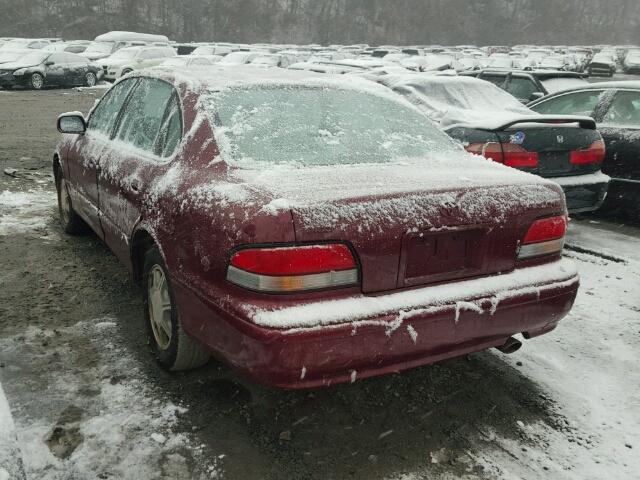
[0,61,39,70]
[101,58,130,67]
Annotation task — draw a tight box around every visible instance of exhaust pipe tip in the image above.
[496,336,522,355]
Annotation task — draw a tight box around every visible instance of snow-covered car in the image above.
[42,41,91,54]
[379,74,609,213]
[588,53,617,77]
[0,38,53,51]
[539,56,573,71]
[464,69,589,103]
[53,66,579,388]
[0,49,33,65]
[160,55,222,68]
[0,51,101,89]
[101,46,176,81]
[623,53,640,74]
[529,81,640,219]
[217,51,261,65]
[81,31,171,61]
[190,44,234,56]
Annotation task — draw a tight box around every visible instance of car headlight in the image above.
[12,68,27,76]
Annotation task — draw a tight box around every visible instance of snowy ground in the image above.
[0,184,638,480]
[0,87,639,479]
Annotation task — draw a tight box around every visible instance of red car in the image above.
[54,67,579,389]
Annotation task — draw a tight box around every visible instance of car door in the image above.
[63,53,87,85]
[44,53,67,85]
[595,89,640,184]
[97,78,179,266]
[65,78,139,237]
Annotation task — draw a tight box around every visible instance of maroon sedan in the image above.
[54,67,579,388]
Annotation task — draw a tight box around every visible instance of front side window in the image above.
[209,87,455,166]
[115,79,174,152]
[531,90,603,117]
[602,91,640,127]
[88,79,138,135]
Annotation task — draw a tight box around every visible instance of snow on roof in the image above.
[145,64,419,106]
[94,31,169,43]
[378,73,533,127]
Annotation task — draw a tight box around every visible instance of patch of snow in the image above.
[248,259,578,330]
[0,189,56,236]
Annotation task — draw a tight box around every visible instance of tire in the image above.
[121,69,133,77]
[85,72,97,87]
[143,246,209,371]
[56,171,88,235]
[29,73,44,90]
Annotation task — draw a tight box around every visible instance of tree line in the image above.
[0,0,638,46]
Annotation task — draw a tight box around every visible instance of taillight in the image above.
[518,215,567,260]
[570,140,605,165]
[227,244,359,293]
[465,142,538,168]
[465,142,503,163]
[501,144,539,168]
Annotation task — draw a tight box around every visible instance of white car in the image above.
[101,46,176,80]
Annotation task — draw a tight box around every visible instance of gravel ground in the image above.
[0,86,638,480]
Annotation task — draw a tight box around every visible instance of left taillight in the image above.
[518,215,567,261]
[226,244,359,293]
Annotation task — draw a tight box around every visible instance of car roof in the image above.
[542,80,640,94]
[134,64,406,98]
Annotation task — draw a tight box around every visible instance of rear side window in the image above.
[602,91,640,127]
[88,78,138,136]
[505,77,538,100]
[479,74,506,87]
[156,94,183,157]
[531,90,603,117]
[115,78,175,152]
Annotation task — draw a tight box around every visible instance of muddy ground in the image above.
[0,87,637,480]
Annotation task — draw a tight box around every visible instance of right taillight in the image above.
[518,215,567,260]
[465,142,538,168]
[570,139,605,165]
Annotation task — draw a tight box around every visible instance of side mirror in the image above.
[529,92,545,101]
[57,112,86,134]
[45,60,54,66]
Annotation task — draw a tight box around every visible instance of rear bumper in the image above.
[173,259,579,389]
[551,172,610,213]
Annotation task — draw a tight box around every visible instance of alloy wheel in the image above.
[147,265,172,350]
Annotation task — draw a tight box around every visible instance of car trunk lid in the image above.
[236,157,565,294]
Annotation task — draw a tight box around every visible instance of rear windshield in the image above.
[209,87,454,166]
[540,77,588,94]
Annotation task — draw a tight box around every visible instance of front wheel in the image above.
[143,246,209,371]
[29,73,44,90]
[85,72,97,87]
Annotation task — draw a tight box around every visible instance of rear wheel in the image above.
[143,246,209,371]
[84,72,96,87]
[29,73,44,90]
[56,173,87,234]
